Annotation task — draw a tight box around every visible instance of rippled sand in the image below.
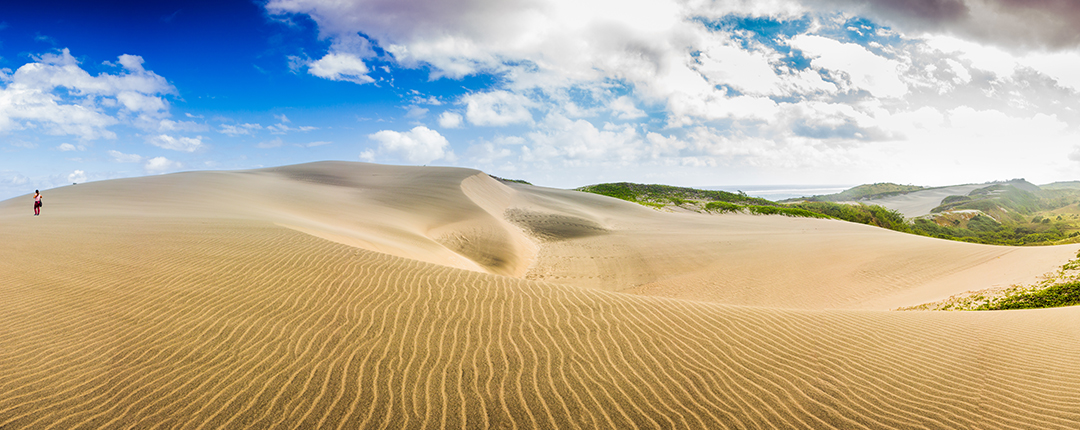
[2,161,1078,429]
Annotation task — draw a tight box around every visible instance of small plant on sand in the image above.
[898,251,1080,311]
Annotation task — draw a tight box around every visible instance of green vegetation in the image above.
[578,182,904,223]
[703,201,741,213]
[981,282,1080,310]
[799,182,925,202]
[576,179,1080,246]
[1039,181,1080,191]
[744,205,831,219]
[905,180,1080,245]
[490,175,533,185]
[787,201,908,231]
[577,180,1080,311]
[576,183,776,207]
[899,252,1080,311]
[929,180,1042,222]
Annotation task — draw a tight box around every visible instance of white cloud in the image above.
[526,114,643,163]
[68,170,87,183]
[2,172,30,186]
[1070,147,1080,163]
[268,122,317,134]
[264,0,1080,185]
[1024,52,1080,92]
[405,105,428,118]
[303,141,331,147]
[0,48,176,140]
[107,149,143,163]
[790,35,908,98]
[144,156,182,173]
[56,143,85,151]
[462,91,534,126]
[944,58,971,84]
[609,96,646,120]
[155,118,208,133]
[926,36,1017,79]
[438,111,463,128]
[695,37,784,96]
[147,134,204,152]
[307,52,375,84]
[368,126,453,164]
[218,123,263,136]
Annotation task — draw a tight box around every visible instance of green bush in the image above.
[747,205,830,219]
[979,281,1080,310]
[704,201,741,213]
[967,214,1000,232]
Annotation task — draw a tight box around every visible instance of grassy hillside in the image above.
[1041,181,1080,190]
[576,182,907,228]
[576,181,1080,246]
[799,182,925,202]
[910,180,1080,245]
[575,183,776,209]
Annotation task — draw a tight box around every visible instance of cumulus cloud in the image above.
[57,143,85,151]
[68,170,87,183]
[147,134,204,152]
[144,156,182,173]
[790,35,909,98]
[525,115,644,163]
[307,52,375,84]
[438,111,464,128]
[0,48,176,140]
[811,0,1080,51]
[609,96,647,120]
[462,91,535,126]
[368,126,453,164]
[268,0,1080,180]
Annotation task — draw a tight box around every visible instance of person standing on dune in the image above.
[33,190,42,216]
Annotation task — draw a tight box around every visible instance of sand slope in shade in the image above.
[1,161,1079,429]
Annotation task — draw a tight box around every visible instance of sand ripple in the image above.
[2,216,1079,429]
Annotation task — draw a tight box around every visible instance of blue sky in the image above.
[3,0,1080,201]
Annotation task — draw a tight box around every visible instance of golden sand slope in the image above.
[1,162,1079,429]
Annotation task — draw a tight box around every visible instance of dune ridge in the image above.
[2,161,1079,429]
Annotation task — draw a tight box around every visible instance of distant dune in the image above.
[2,161,1079,429]
[845,184,987,218]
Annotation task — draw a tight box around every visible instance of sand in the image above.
[863,184,987,218]
[1,161,1078,429]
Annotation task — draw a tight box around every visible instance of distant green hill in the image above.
[1041,181,1080,190]
[798,182,925,202]
[575,182,907,230]
[574,183,776,208]
[911,179,1080,245]
[929,180,1041,222]
[576,180,1080,247]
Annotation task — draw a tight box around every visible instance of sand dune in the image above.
[861,184,987,218]
[2,161,1078,429]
